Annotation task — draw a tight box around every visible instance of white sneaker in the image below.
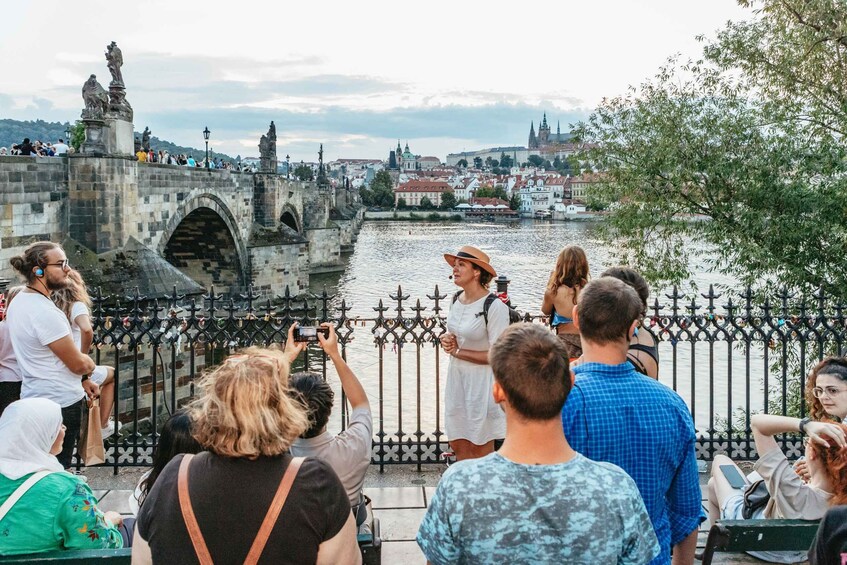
[101,419,123,439]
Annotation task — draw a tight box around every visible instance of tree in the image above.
[499,153,513,169]
[527,155,545,168]
[473,157,483,169]
[369,170,395,208]
[397,197,408,209]
[70,121,85,151]
[509,193,521,210]
[439,192,457,210]
[575,0,847,298]
[457,158,468,168]
[293,164,313,181]
[419,196,435,210]
[485,157,494,169]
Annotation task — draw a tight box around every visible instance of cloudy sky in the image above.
[1,0,749,161]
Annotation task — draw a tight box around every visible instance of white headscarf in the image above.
[0,398,65,479]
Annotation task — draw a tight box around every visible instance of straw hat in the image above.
[443,245,497,277]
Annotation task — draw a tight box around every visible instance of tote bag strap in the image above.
[178,454,306,565]
[178,454,214,565]
[0,470,53,523]
[244,456,304,564]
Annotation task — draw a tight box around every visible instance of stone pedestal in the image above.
[105,117,135,156]
[80,119,107,154]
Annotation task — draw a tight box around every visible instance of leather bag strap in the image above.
[244,456,305,564]
[178,454,305,565]
[178,454,214,565]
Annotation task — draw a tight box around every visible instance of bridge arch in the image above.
[157,193,248,294]
[279,204,301,233]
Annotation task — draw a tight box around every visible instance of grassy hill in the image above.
[0,119,238,162]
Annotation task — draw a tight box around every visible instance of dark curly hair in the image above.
[9,241,60,283]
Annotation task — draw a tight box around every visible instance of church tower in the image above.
[539,113,550,144]
[528,121,537,149]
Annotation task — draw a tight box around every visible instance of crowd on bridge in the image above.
[1,240,847,563]
[135,148,250,171]
[1,137,69,157]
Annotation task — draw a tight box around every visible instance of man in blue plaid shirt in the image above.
[562,277,704,565]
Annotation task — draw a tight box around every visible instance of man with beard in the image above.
[6,242,98,467]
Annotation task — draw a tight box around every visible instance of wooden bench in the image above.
[0,548,131,564]
[701,519,820,565]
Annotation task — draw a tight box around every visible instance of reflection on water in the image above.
[311,220,769,440]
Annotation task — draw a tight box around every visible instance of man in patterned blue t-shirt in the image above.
[562,277,704,565]
[417,323,659,564]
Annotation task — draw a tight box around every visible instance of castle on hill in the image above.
[527,113,572,149]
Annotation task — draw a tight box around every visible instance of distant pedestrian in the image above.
[542,245,589,359]
[18,138,34,156]
[53,139,69,155]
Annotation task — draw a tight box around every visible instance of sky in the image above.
[0,0,751,161]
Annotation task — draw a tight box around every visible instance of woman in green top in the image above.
[0,398,123,555]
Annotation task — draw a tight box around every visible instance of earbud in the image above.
[35,268,44,277]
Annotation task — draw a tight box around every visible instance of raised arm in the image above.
[318,323,368,409]
[751,414,847,457]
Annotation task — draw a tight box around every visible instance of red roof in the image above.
[469,197,509,207]
[394,180,454,193]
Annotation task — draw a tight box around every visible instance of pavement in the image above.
[85,462,791,564]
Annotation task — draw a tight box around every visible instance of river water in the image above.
[309,220,776,442]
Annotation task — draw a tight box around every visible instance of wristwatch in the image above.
[81,374,90,382]
[799,417,811,434]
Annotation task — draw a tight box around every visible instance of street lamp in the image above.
[64,126,73,144]
[286,154,290,179]
[202,126,211,171]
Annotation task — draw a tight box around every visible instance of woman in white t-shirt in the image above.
[52,270,120,438]
[0,286,25,417]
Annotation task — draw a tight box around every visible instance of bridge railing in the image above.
[77,284,846,471]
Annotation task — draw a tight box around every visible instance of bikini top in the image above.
[550,309,573,327]
[628,342,659,376]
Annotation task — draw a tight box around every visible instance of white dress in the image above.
[445,293,508,444]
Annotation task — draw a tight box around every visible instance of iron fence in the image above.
[76,283,847,471]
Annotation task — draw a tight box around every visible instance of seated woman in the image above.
[0,398,124,555]
[133,347,361,565]
[601,267,659,379]
[708,412,847,563]
[128,409,202,515]
[541,245,589,359]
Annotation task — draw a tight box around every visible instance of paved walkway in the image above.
[87,465,790,564]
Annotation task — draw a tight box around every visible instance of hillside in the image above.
[0,119,238,162]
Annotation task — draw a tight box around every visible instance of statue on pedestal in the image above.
[258,121,278,173]
[81,75,109,120]
[141,127,151,152]
[105,41,124,86]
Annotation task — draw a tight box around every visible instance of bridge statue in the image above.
[106,41,124,86]
[258,121,277,173]
[141,127,151,152]
[81,75,109,119]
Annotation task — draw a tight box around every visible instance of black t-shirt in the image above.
[137,452,350,564]
[809,505,847,565]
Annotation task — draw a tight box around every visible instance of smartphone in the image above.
[293,326,329,343]
[720,464,748,489]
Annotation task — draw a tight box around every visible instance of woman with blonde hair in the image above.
[541,245,589,359]
[52,269,119,438]
[133,330,360,565]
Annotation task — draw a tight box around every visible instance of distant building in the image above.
[394,180,453,207]
[418,156,441,170]
[528,113,572,149]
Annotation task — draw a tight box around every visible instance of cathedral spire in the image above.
[557,120,561,135]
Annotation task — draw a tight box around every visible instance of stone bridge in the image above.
[0,155,363,296]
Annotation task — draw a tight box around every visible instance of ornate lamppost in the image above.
[64,126,73,145]
[286,154,290,179]
[203,126,211,171]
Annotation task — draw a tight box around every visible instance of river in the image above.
[309,220,776,443]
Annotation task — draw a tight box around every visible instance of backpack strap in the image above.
[0,470,52,523]
[481,293,497,326]
[178,453,305,565]
[452,290,463,304]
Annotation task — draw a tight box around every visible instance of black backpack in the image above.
[452,291,522,326]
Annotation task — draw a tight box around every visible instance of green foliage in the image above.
[475,186,509,201]
[473,157,483,169]
[439,192,457,210]
[396,197,408,209]
[293,164,314,181]
[427,212,443,221]
[509,193,521,210]
[419,196,435,210]
[499,152,514,168]
[527,155,546,168]
[70,121,85,151]
[0,119,72,150]
[360,170,395,208]
[575,0,847,299]
[456,158,468,168]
